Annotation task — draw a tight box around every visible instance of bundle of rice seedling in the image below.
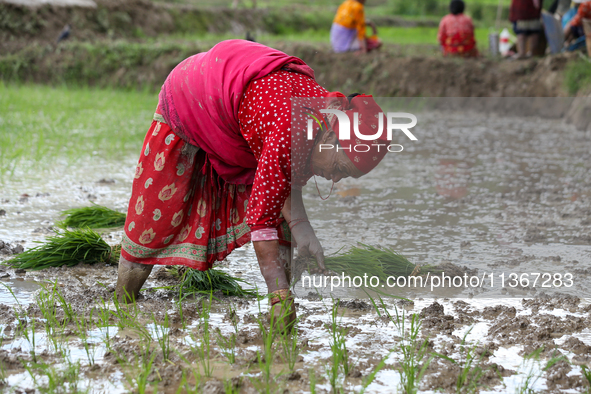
[58,203,126,229]
[4,228,120,270]
[321,244,428,282]
[167,266,257,297]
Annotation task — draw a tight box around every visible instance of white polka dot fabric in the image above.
[238,70,328,239]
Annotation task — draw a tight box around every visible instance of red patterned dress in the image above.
[121,69,327,270]
[438,13,479,57]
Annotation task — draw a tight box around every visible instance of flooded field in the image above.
[1,99,591,393]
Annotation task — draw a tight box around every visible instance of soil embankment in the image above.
[0,0,587,106]
[0,39,579,96]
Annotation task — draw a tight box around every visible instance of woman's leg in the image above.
[526,32,540,57]
[115,257,153,303]
[517,33,527,58]
[254,240,296,332]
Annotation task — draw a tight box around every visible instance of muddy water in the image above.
[1,109,591,393]
[304,107,591,299]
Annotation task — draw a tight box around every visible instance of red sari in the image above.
[121,41,328,270]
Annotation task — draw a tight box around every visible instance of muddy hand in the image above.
[290,222,327,273]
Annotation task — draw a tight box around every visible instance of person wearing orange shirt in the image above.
[564,0,591,41]
[330,0,382,53]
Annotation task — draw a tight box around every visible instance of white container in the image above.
[499,28,513,56]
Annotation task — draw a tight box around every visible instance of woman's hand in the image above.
[281,189,327,272]
[290,221,326,271]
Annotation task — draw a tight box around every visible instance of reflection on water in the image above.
[300,109,591,298]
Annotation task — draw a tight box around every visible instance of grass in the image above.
[58,204,127,229]
[4,228,119,270]
[0,83,155,176]
[564,57,591,95]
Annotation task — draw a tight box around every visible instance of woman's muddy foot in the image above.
[115,258,153,303]
[270,290,297,334]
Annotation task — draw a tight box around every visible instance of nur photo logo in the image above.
[305,108,418,153]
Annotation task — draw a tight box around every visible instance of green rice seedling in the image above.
[326,300,352,394]
[215,304,240,364]
[123,351,158,394]
[152,312,171,362]
[58,203,127,229]
[23,357,86,394]
[177,286,186,329]
[95,296,114,350]
[110,287,144,331]
[581,365,591,393]
[175,371,202,394]
[366,292,433,394]
[250,293,289,394]
[36,285,58,333]
[0,329,5,385]
[137,352,159,394]
[0,283,38,362]
[194,293,214,377]
[317,244,437,285]
[396,312,433,394]
[51,282,76,324]
[173,353,202,394]
[516,347,565,394]
[167,266,257,297]
[18,315,38,364]
[4,228,119,270]
[0,84,156,177]
[75,312,96,366]
[215,327,237,364]
[254,312,278,394]
[224,379,240,394]
[309,369,317,394]
[175,372,188,394]
[360,352,393,394]
[280,319,300,373]
[454,327,486,394]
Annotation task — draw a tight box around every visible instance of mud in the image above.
[2,263,591,392]
[0,240,24,259]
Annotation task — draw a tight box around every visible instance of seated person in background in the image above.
[438,0,479,57]
[510,0,544,59]
[564,0,590,42]
[330,0,382,53]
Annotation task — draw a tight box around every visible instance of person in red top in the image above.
[438,0,479,57]
[510,0,544,58]
[115,40,391,330]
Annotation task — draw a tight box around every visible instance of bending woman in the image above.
[115,40,390,328]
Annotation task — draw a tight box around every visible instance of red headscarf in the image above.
[325,92,391,174]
